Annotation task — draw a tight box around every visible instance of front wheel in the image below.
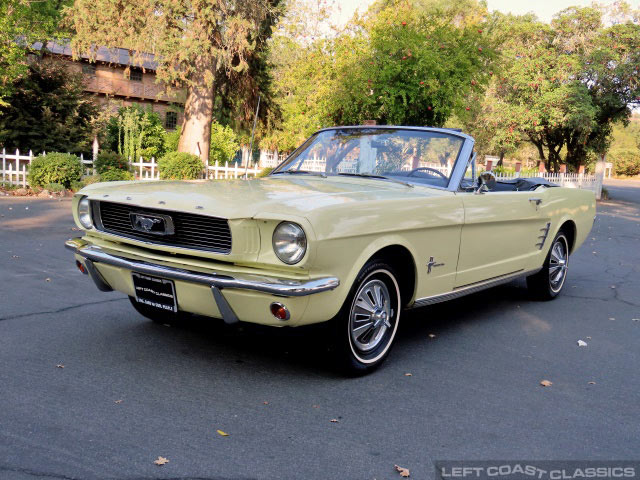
[329,261,402,374]
[527,231,570,300]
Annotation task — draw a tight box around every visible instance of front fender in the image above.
[301,233,419,323]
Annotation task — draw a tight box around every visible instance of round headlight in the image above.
[77,196,93,229]
[272,222,307,265]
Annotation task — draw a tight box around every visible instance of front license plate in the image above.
[131,272,177,313]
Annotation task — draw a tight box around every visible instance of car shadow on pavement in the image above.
[129,281,533,378]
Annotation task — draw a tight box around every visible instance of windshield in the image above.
[272,128,465,188]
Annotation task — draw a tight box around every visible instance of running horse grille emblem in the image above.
[130,212,175,236]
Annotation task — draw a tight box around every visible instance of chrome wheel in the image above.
[349,278,393,353]
[548,235,569,293]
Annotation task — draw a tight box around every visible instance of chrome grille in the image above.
[93,201,232,254]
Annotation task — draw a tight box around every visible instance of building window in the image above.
[127,69,142,82]
[82,63,96,75]
[165,111,178,130]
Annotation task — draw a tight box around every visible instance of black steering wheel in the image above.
[405,167,448,180]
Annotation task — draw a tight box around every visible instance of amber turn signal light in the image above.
[270,302,290,321]
[76,260,88,275]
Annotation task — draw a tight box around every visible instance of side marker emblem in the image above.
[426,256,445,274]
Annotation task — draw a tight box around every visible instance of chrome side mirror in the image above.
[475,171,496,194]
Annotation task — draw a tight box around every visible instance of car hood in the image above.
[80,176,448,220]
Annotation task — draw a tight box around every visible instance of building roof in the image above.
[31,41,158,71]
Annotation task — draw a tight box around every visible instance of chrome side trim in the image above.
[536,222,552,250]
[410,268,541,308]
[65,238,340,297]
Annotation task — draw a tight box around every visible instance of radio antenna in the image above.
[244,94,261,179]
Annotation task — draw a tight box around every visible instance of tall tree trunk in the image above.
[497,151,504,167]
[178,55,216,165]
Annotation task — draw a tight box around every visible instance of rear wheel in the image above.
[526,231,570,300]
[128,296,187,325]
[329,261,402,374]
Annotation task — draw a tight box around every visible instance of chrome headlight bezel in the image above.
[272,221,307,265]
[77,196,93,229]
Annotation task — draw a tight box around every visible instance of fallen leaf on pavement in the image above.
[540,380,553,387]
[395,465,410,477]
[115,399,123,404]
[263,401,269,405]
[577,340,587,347]
[632,319,639,322]
[312,405,319,408]
[56,364,64,369]
[404,373,412,376]
[216,429,229,436]
[428,334,436,338]
[609,317,615,321]
[588,382,596,385]
[330,419,339,423]
[154,456,169,466]
[45,278,51,282]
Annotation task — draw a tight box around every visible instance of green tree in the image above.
[262,0,494,151]
[608,115,640,175]
[0,0,71,105]
[209,122,239,164]
[0,59,98,153]
[332,0,494,127]
[68,0,283,163]
[479,7,640,172]
[105,106,167,160]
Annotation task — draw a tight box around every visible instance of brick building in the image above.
[33,41,185,131]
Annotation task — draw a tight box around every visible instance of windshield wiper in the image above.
[337,173,414,188]
[273,170,327,178]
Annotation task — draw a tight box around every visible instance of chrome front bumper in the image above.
[65,237,340,324]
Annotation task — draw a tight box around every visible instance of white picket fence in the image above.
[260,150,288,168]
[487,171,599,194]
[0,148,263,186]
[0,148,600,196]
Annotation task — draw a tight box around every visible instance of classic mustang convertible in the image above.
[67,126,595,372]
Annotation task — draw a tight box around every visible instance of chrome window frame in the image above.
[270,125,475,192]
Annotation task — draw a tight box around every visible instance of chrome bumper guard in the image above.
[65,237,339,325]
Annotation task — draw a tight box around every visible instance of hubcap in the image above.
[549,236,568,292]
[350,279,393,352]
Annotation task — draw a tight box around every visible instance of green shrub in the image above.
[28,153,83,188]
[70,180,85,192]
[210,122,239,164]
[70,174,101,191]
[610,149,640,177]
[100,169,135,182]
[164,127,181,152]
[158,152,203,180]
[94,151,130,174]
[82,174,101,186]
[44,182,65,192]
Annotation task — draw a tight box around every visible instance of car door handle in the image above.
[529,198,543,206]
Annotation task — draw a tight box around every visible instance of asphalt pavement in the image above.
[0,181,639,480]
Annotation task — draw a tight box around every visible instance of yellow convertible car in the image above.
[66,126,595,372]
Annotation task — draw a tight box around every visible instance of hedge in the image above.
[94,151,130,174]
[28,153,83,188]
[100,169,135,182]
[158,152,203,180]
